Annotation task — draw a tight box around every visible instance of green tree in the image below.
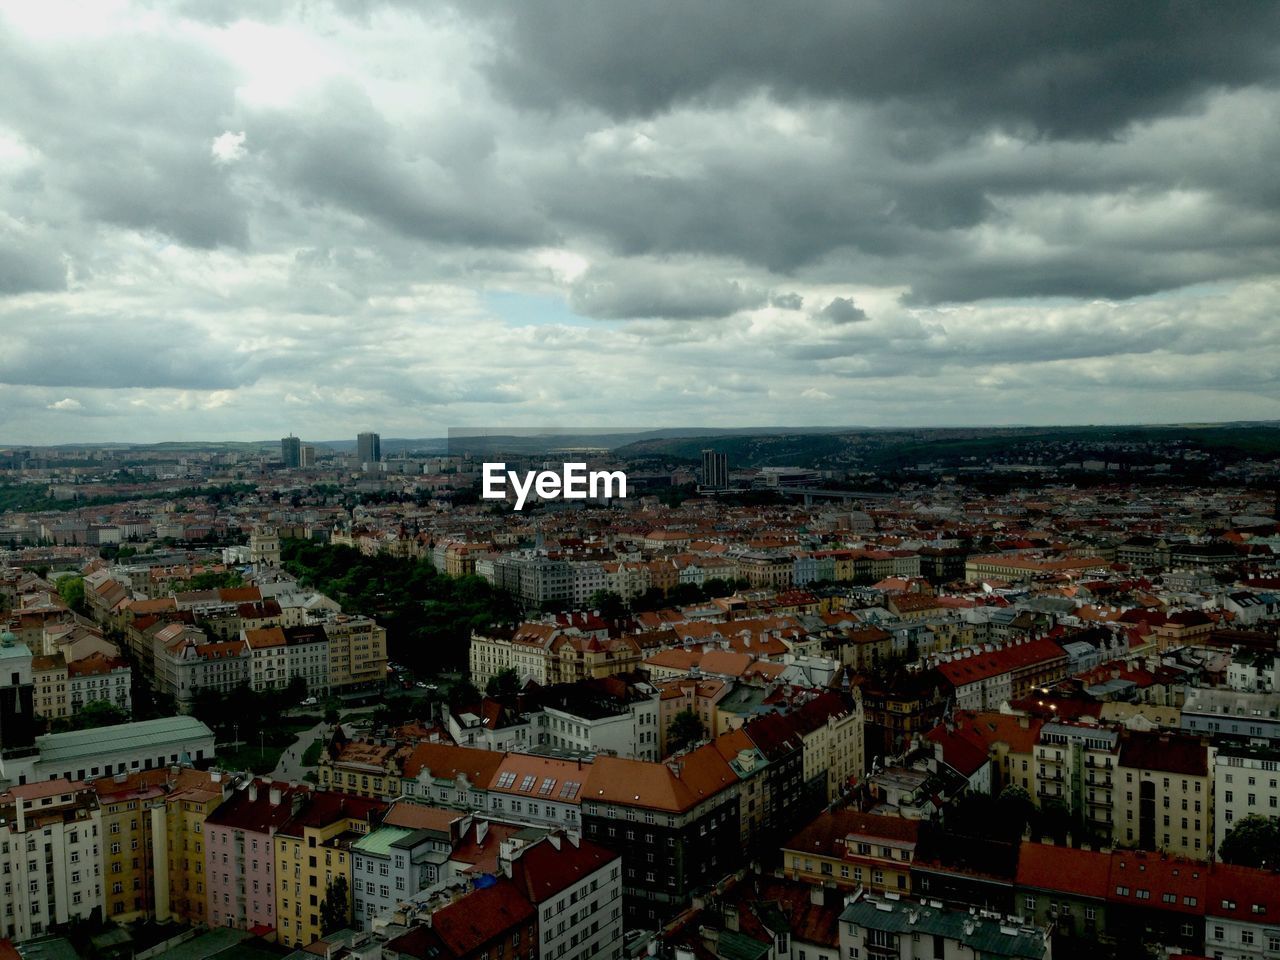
[53,700,129,732]
[1219,815,1280,868]
[319,875,350,935]
[485,668,521,697]
[667,709,706,754]
[1036,797,1072,844]
[57,575,86,614]
[995,784,1035,841]
[588,589,626,619]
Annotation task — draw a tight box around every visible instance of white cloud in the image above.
[47,397,82,411]
[210,130,247,164]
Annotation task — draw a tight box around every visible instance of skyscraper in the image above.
[280,435,302,469]
[357,431,381,466]
[701,449,728,489]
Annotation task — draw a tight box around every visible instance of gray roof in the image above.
[841,897,1047,959]
[36,715,215,764]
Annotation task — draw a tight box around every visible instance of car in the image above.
[301,696,318,706]
[415,681,428,688]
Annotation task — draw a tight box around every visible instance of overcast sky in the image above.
[2,1,1280,444]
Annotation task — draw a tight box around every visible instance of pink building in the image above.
[205,779,310,937]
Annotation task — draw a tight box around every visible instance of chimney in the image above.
[249,782,259,803]
[269,786,282,806]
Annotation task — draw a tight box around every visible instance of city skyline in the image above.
[2,3,1279,443]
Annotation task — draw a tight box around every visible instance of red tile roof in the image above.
[1016,842,1109,899]
[508,835,618,904]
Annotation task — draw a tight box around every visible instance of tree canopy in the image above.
[1219,815,1280,868]
[667,709,706,754]
[281,539,518,678]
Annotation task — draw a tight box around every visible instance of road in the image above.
[268,707,379,781]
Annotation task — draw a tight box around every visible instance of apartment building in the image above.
[273,791,387,948]
[383,877,537,960]
[67,653,132,714]
[245,627,289,693]
[1213,742,1280,850]
[350,826,437,928]
[581,748,741,926]
[507,834,623,960]
[487,755,588,833]
[1115,731,1213,859]
[782,809,919,894]
[93,767,230,924]
[30,653,68,721]
[284,624,330,697]
[204,779,310,937]
[323,615,388,691]
[0,780,103,941]
[839,892,1050,960]
[399,743,504,811]
[1033,722,1120,842]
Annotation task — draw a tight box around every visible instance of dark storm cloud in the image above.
[249,82,548,250]
[478,2,1280,140]
[818,297,868,325]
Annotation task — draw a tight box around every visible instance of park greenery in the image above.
[280,538,518,676]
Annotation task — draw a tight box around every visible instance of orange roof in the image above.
[244,626,287,649]
[403,742,506,786]
[489,755,590,801]
[583,743,735,813]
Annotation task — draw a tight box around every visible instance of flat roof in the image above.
[352,825,415,856]
[36,716,215,764]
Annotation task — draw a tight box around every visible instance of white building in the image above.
[507,833,623,960]
[486,755,587,832]
[0,779,104,940]
[1226,649,1279,694]
[352,823,454,928]
[1213,743,1280,847]
[67,653,133,714]
[2,716,217,788]
[283,624,330,696]
[1204,869,1280,960]
[244,626,289,692]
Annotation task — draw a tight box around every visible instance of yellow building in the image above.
[792,693,865,803]
[32,652,69,720]
[273,791,387,948]
[93,768,229,923]
[323,615,388,691]
[316,739,403,800]
[1114,731,1213,860]
[783,809,919,894]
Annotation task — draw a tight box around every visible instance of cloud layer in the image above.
[1,1,1279,442]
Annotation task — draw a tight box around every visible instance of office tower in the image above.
[701,449,728,489]
[357,431,381,466]
[280,435,302,469]
[300,444,315,469]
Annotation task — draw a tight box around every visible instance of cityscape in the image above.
[1,424,1279,960]
[4,3,1280,960]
